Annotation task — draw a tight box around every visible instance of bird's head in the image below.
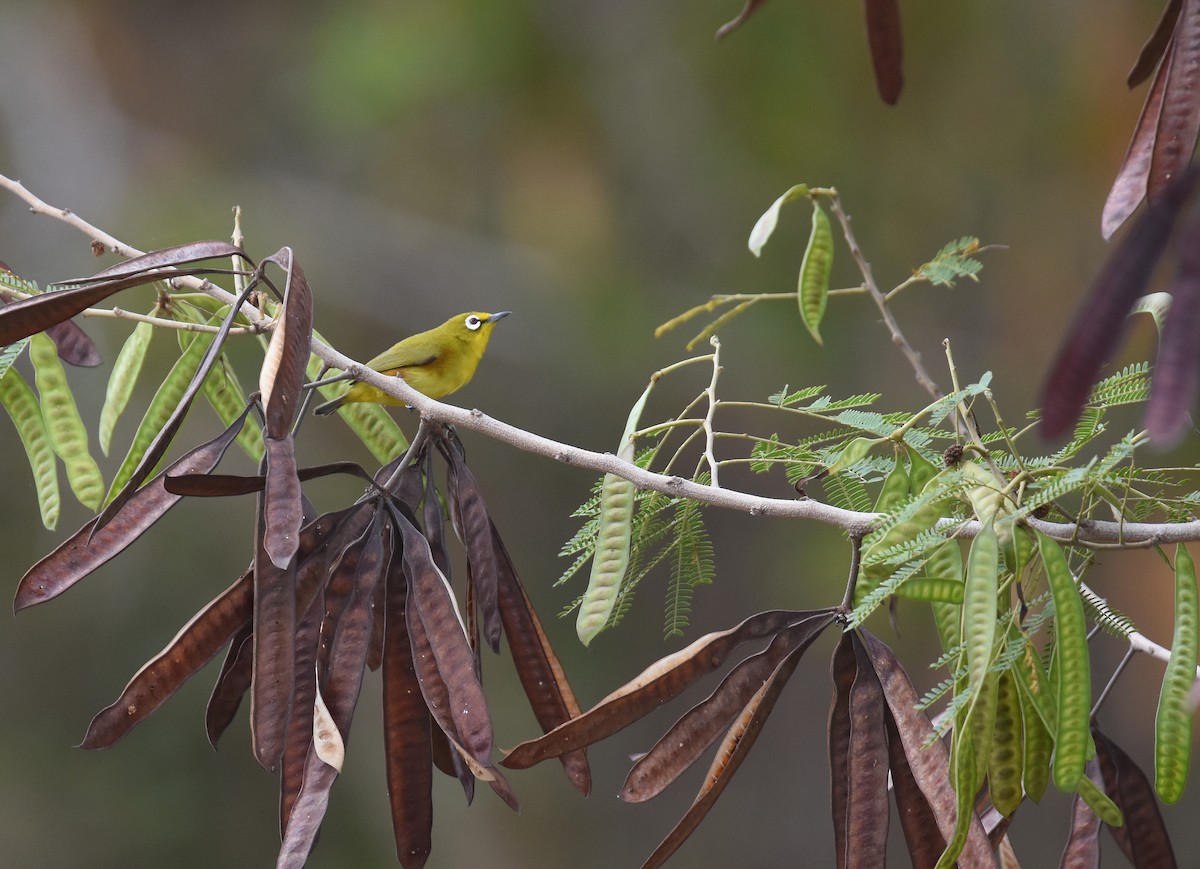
[451,310,510,346]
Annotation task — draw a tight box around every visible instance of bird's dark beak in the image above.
[486,311,512,323]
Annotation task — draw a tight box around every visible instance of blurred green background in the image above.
[1,0,1196,866]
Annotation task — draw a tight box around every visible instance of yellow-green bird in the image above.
[314,311,510,416]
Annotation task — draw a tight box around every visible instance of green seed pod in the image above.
[99,320,153,456]
[963,523,999,693]
[798,200,834,344]
[0,365,61,529]
[988,670,1024,817]
[577,472,636,646]
[1155,544,1198,804]
[29,332,104,510]
[1037,532,1090,792]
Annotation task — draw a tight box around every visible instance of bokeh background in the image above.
[1,0,1196,866]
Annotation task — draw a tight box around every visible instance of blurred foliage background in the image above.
[1,0,1197,866]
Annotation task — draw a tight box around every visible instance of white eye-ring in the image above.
[465,315,483,331]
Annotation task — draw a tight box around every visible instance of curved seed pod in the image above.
[489,520,591,795]
[828,632,856,868]
[29,332,104,510]
[576,380,652,645]
[621,617,832,803]
[641,636,809,869]
[263,434,303,569]
[798,200,834,344]
[963,523,999,693]
[1094,726,1178,867]
[1060,758,1104,869]
[864,0,903,104]
[15,405,250,611]
[444,452,502,652]
[394,507,494,766]
[938,726,980,869]
[205,621,254,748]
[1146,211,1200,443]
[1128,0,1183,88]
[98,320,153,456]
[0,364,60,529]
[251,478,297,772]
[1076,771,1123,827]
[382,549,433,869]
[43,316,101,368]
[863,630,996,868]
[988,670,1024,817]
[885,700,946,868]
[1019,671,1053,804]
[103,327,214,506]
[1037,533,1091,791]
[576,471,635,646]
[844,632,890,866]
[504,609,830,769]
[1155,544,1198,803]
[80,570,253,749]
[257,248,313,439]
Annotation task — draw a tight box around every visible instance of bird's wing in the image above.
[365,336,439,373]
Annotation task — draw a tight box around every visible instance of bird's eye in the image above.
[465,315,483,331]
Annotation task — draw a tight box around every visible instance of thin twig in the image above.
[702,336,722,487]
[824,191,943,401]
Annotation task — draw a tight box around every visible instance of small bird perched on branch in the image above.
[314,310,510,415]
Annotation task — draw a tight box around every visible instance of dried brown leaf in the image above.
[503,609,831,769]
[80,571,253,749]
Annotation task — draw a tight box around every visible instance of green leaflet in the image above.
[1155,544,1198,804]
[307,337,407,463]
[0,365,61,529]
[0,335,29,379]
[747,183,809,256]
[104,327,215,505]
[798,200,833,344]
[29,332,104,510]
[99,320,153,456]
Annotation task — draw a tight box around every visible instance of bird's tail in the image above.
[313,395,346,416]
